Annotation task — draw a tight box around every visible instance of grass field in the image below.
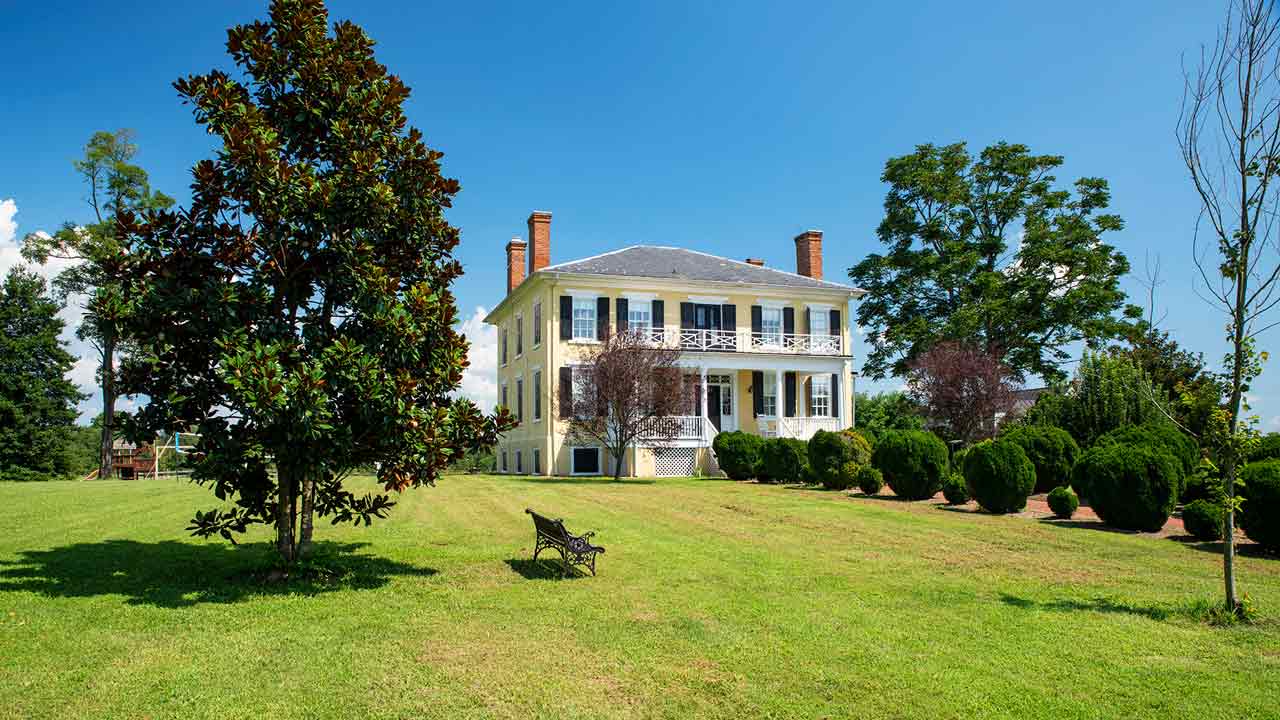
[2,475,1279,719]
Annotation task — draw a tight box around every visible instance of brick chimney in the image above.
[528,210,552,275]
[794,230,823,280]
[745,258,765,267]
[506,238,527,294]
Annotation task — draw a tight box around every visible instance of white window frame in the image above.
[572,297,597,341]
[627,299,652,335]
[809,310,829,336]
[811,375,831,417]
[532,301,542,348]
[570,446,603,476]
[761,307,783,346]
[532,368,543,422]
[762,373,778,417]
[515,313,524,358]
[500,327,509,366]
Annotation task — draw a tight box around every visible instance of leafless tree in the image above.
[557,330,692,480]
[906,341,1019,445]
[1179,0,1280,613]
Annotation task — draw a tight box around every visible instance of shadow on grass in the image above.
[0,539,437,608]
[1169,536,1274,558]
[1036,518,1144,535]
[998,593,1182,622]
[503,558,587,580]
[507,476,656,485]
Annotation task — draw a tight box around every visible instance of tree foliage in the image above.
[1023,351,1170,448]
[906,341,1018,444]
[115,0,510,563]
[850,141,1130,382]
[853,391,924,439]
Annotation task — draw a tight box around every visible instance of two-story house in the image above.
[484,211,864,477]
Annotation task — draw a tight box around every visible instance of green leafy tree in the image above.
[22,130,174,481]
[0,269,85,481]
[851,141,1131,382]
[116,0,511,564]
[1023,351,1170,448]
[853,391,924,437]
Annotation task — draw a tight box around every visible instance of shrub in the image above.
[711,431,764,480]
[1001,425,1079,493]
[872,430,949,500]
[1095,422,1198,485]
[1180,459,1224,505]
[1239,459,1280,551]
[856,465,884,496]
[1082,443,1180,532]
[942,473,970,505]
[808,430,871,488]
[1182,500,1224,541]
[829,461,861,491]
[761,438,808,484]
[962,440,1036,514]
[1248,433,1280,463]
[1047,486,1079,519]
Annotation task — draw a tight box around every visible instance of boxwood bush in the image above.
[872,430,949,500]
[1096,422,1198,486]
[962,439,1036,514]
[1047,486,1079,519]
[1182,499,1224,541]
[1240,459,1280,552]
[761,438,809,484]
[808,430,872,489]
[942,473,970,505]
[856,465,884,496]
[1081,443,1180,532]
[1000,425,1078,493]
[711,431,764,480]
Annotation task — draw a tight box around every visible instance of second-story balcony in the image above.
[629,327,843,355]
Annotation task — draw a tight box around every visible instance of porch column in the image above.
[774,368,783,431]
[699,365,709,419]
[798,372,807,418]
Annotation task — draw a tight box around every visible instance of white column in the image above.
[774,368,784,435]
[699,365,709,418]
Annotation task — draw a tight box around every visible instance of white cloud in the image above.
[455,305,497,410]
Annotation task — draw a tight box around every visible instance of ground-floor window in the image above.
[762,373,778,416]
[515,449,523,474]
[501,449,508,473]
[811,375,831,417]
[571,446,602,475]
[533,448,541,475]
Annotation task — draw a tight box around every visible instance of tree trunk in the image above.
[275,468,296,565]
[614,447,624,481]
[298,470,316,558]
[97,336,116,480]
[1223,289,1247,614]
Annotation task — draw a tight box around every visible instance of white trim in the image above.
[688,295,729,304]
[622,291,657,301]
[564,288,604,298]
[569,446,604,476]
[804,302,835,311]
[756,298,789,307]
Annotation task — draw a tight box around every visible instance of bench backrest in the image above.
[526,509,571,543]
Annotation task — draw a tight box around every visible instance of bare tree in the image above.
[906,341,1018,445]
[1179,0,1280,614]
[558,330,691,480]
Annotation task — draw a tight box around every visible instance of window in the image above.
[501,449,508,472]
[516,378,524,424]
[572,297,596,340]
[515,314,523,357]
[533,448,541,474]
[500,381,508,410]
[501,328,509,365]
[571,447,602,475]
[762,373,778,416]
[533,302,542,346]
[761,306,783,345]
[628,300,652,334]
[809,309,829,336]
[811,375,831,417]
[515,450,523,474]
[533,370,542,421]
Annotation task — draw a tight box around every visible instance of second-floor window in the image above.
[761,307,783,345]
[501,328,509,364]
[811,375,831,416]
[809,309,829,336]
[628,300,652,335]
[500,382,508,410]
[762,373,778,416]
[532,302,542,346]
[515,314,523,357]
[533,370,542,421]
[572,297,596,340]
[516,378,524,424]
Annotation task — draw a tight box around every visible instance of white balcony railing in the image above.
[629,327,843,356]
[778,416,844,441]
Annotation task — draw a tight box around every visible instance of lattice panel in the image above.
[653,447,697,477]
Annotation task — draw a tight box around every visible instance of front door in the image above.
[707,385,722,431]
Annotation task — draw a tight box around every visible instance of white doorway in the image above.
[706,373,736,433]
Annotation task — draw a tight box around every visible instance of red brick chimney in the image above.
[745,258,765,267]
[506,238,527,294]
[528,211,552,275]
[794,230,823,279]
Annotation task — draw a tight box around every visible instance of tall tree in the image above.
[1178,0,1280,614]
[851,142,1131,382]
[116,0,510,564]
[0,268,85,481]
[22,130,174,481]
[906,342,1018,445]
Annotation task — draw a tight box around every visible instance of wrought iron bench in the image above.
[524,508,606,576]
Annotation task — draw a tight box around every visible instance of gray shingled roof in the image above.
[540,245,857,291]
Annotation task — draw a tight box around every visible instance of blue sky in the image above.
[3,0,1265,424]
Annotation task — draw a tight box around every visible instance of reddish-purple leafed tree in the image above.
[907,341,1019,444]
[557,330,691,480]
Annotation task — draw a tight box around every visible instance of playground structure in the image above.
[84,432,201,481]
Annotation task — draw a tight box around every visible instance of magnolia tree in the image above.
[557,330,690,480]
[116,0,510,565]
[906,341,1018,445]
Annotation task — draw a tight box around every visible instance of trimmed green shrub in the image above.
[1182,500,1224,541]
[1180,459,1225,505]
[942,473,969,505]
[761,438,808,484]
[808,430,872,489]
[1096,423,1198,484]
[711,431,765,480]
[1082,443,1180,532]
[1001,425,1079,493]
[1047,486,1079,519]
[1248,433,1280,463]
[830,461,861,491]
[1239,459,1280,551]
[872,430,949,500]
[856,465,884,496]
[962,440,1036,514]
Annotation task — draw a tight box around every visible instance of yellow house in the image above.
[484,211,865,477]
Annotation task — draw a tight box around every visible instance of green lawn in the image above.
[1,475,1278,719]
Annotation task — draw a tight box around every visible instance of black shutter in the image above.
[652,299,665,329]
[722,304,736,331]
[784,372,796,417]
[783,307,795,335]
[831,373,840,418]
[752,371,764,417]
[751,305,762,334]
[805,308,812,334]
[830,309,841,336]
[596,296,609,340]
[680,302,694,329]
[559,367,572,418]
[616,298,629,333]
[559,296,572,340]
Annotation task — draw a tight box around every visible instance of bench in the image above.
[524,508,606,576]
